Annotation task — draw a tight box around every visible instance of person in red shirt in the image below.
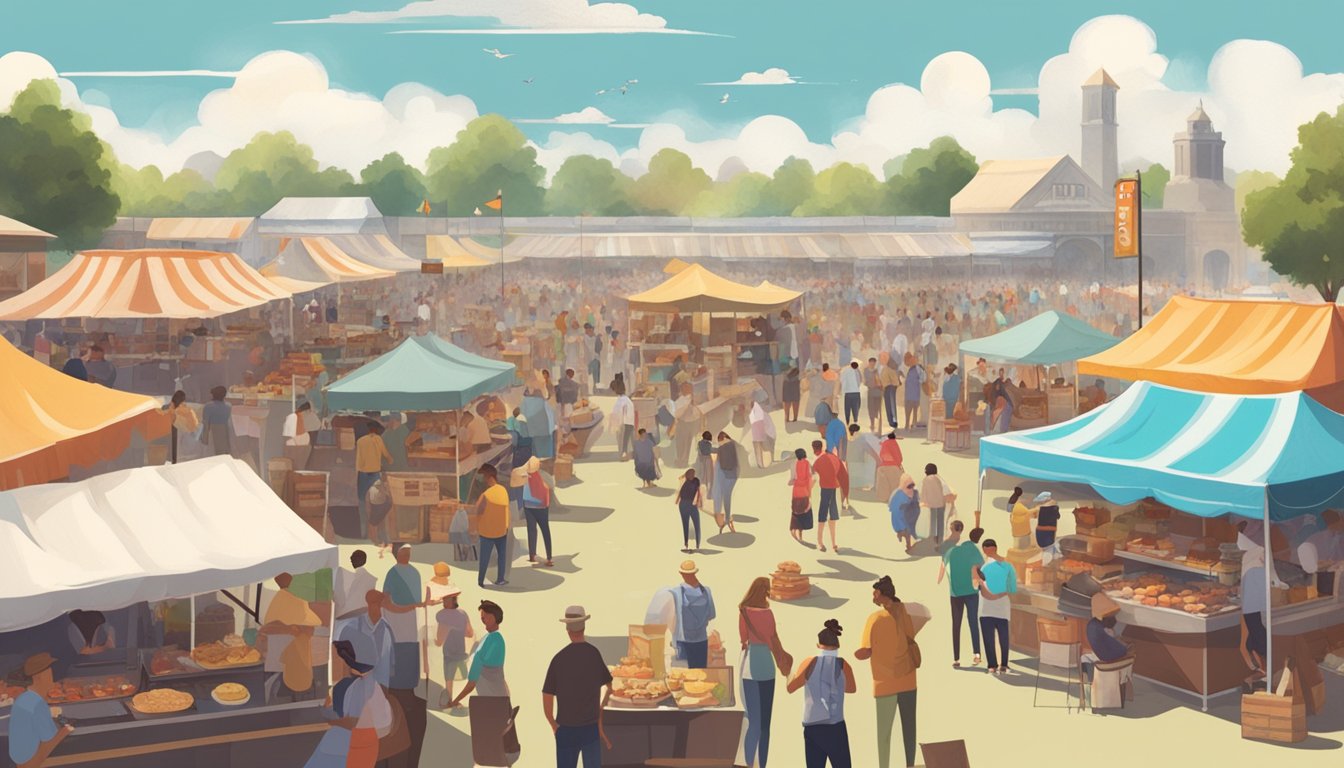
[811,440,850,554]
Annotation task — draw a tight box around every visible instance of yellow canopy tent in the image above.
[0,337,167,490]
[426,236,492,268]
[662,257,692,275]
[1079,295,1344,411]
[627,263,801,314]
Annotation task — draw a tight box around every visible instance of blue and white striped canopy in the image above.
[980,381,1344,521]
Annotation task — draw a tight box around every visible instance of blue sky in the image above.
[2,1,1341,176]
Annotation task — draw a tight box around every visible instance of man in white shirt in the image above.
[416,299,432,330]
[840,361,863,426]
[890,332,909,367]
[281,400,313,470]
[334,550,377,624]
[612,380,636,461]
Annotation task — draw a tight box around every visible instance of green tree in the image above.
[0,80,119,249]
[1235,170,1280,216]
[687,172,771,217]
[1139,162,1169,208]
[359,152,427,216]
[213,131,355,214]
[111,163,216,216]
[885,137,978,216]
[1243,106,1344,300]
[757,157,815,216]
[545,155,633,216]
[425,115,546,216]
[631,149,713,216]
[796,162,884,216]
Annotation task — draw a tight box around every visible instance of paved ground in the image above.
[345,399,1344,767]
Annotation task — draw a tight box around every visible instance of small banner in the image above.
[1114,177,1139,259]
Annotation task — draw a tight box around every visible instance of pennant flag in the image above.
[482,192,503,211]
[473,207,482,216]
[418,199,432,215]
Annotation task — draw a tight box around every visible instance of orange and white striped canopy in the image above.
[0,249,291,320]
[261,237,395,291]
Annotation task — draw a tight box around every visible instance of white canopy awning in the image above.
[0,456,335,633]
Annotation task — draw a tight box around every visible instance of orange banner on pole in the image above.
[1114,177,1140,258]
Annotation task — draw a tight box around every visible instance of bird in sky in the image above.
[719,93,730,104]
[483,48,515,59]
[596,88,608,95]
[523,78,534,85]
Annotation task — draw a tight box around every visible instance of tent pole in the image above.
[977,470,985,518]
[1263,489,1273,692]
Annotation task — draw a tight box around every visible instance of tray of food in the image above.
[667,668,733,709]
[608,679,671,709]
[610,656,655,680]
[210,682,251,707]
[1105,573,1239,616]
[147,648,205,679]
[45,675,137,704]
[192,635,262,670]
[127,689,195,719]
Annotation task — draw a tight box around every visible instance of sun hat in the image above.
[678,560,699,575]
[433,562,450,578]
[560,605,591,624]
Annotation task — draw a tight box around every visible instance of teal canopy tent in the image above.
[325,334,515,412]
[959,310,1119,365]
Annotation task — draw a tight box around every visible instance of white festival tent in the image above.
[0,456,336,633]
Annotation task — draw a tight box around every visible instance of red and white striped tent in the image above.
[260,237,396,293]
[0,248,292,320]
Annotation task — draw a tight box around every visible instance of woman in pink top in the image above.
[739,577,790,768]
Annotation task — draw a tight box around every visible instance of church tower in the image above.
[1165,102,1233,212]
[1081,69,1118,193]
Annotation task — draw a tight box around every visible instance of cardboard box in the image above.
[1241,693,1306,744]
[386,472,440,505]
[553,455,574,482]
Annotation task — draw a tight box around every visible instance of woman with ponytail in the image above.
[787,618,856,767]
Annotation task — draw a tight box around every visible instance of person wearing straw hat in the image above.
[8,653,74,768]
[666,560,717,669]
[543,606,614,767]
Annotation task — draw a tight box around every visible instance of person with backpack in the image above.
[856,576,919,768]
[520,456,553,568]
[786,618,856,768]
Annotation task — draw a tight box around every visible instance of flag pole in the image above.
[498,190,505,301]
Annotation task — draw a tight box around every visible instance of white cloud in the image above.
[59,70,239,78]
[704,68,797,86]
[280,0,718,35]
[4,15,1343,187]
[517,106,615,125]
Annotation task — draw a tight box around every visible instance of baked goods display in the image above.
[129,688,194,715]
[192,634,261,669]
[668,669,730,709]
[608,679,670,708]
[611,656,654,680]
[769,561,811,601]
[45,675,136,703]
[211,682,251,706]
[149,648,201,677]
[1,686,24,707]
[1105,573,1239,616]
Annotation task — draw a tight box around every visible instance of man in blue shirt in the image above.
[336,589,395,688]
[975,539,1017,674]
[824,411,847,461]
[9,653,73,767]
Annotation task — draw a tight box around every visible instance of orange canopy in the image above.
[0,249,291,320]
[627,263,802,314]
[1079,296,1344,409]
[0,337,167,490]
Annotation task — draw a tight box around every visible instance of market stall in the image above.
[626,264,800,404]
[979,382,1344,712]
[0,336,167,490]
[0,457,337,767]
[958,310,1119,429]
[1079,296,1344,412]
[323,334,517,541]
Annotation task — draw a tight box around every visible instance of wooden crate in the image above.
[284,471,328,535]
[553,455,574,482]
[1241,693,1306,743]
[386,472,440,505]
[336,427,356,451]
[429,502,463,543]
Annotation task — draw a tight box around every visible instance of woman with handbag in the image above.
[739,577,793,768]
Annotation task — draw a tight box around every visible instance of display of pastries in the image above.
[44,676,135,703]
[211,682,250,706]
[611,656,654,680]
[130,688,194,714]
[608,679,670,708]
[1106,572,1238,616]
[192,640,261,669]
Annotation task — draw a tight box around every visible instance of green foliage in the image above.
[212,131,356,214]
[757,157,815,216]
[545,155,633,216]
[0,80,119,250]
[1242,106,1344,301]
[687,172,771,217]
[1139,163,1169,208]
[425,115,546,216]
[796,162,884,216]
[359,153,428,216]
[631,149,713,215]
[111,163,216,216]
[1234,170,1280,216]
[885,137,978,216]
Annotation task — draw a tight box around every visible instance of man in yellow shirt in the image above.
[855,575,919,768]
[475,463,511,588]
[355,422,393,540]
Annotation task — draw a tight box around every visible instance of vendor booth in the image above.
[1079,296,1344,412]
[0,249,294,400]
[0,457,337,767]
[625,263,801,407]
[958,310,1119,430]
[0,336,166,490]
[979,382,1344,712]
[323,334,517,542]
